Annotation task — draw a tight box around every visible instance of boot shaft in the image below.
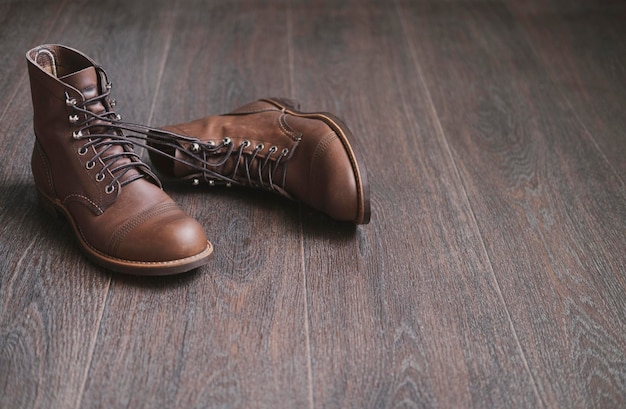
[27,45,98,139]
[25,44,213,274]
[26,44,154,212]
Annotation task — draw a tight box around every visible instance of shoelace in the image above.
[65,66,159,194]
[135,130,298,196]
[66,66,298,196]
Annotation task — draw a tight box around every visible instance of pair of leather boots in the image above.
[26,44,370,275]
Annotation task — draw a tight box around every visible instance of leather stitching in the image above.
[107,202,180,255]
[227,107,279,116]
[34,140,55,193]
[279,114,301,141]
[63,194,104,214]
[311,132,338,172]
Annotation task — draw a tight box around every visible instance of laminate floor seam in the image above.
[73,276,112,409]
[287,2,313,406]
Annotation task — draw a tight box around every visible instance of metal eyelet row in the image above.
[201,138,231,149]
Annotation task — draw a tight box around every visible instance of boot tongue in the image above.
[60,66,106,114]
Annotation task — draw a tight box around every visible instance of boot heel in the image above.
[37,191,63,219]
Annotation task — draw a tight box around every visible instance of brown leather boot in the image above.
[144,98,370,224]
[26,44,213,275]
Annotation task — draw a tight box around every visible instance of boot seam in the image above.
[107,202,180,255]
[63,194,105,214]
[279,114,303,141]
[33,138,55,194]
[225,107,280,116]
[311,132,338,172]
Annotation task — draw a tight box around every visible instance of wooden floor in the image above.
[1,0,625,408]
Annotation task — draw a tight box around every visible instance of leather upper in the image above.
[27,44,211,269]
[150,99,369,223]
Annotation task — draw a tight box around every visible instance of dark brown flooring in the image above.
[1,0,625,408]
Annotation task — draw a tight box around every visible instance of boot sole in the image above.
[37,189,213,275]
[261,98,371,224]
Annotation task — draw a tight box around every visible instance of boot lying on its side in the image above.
[145,98,371,224]
[26,44,213,275]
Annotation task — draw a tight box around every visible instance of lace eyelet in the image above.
[95,173,105,182]
[190,143,201,153]
[208,180,216,186]
[242,140,251,148]
[86,161,95,169]
[72,130,83,139]
[106,82,112,90]
[269,146,278,153]
[65,97,77,107]
[105,185,115,194]
[281,148,289,156]
[191,178,200,186]
[256,143,265,150]
[78,147,88,155]
[223,137,231,145]
[69,114,79,124]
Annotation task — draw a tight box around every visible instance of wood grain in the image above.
[397,1,626,407]
[0,2,113,409]
[506,0,626,178]
[77,1,310,408]
[290,0,540,407]
[1,1,624,408]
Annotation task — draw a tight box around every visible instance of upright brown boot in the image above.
[27,44,213,275]
[144,98,371,224]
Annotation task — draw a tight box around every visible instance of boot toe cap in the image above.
[115,211,212,266]
[307,134,365,223]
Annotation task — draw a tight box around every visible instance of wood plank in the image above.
[290,0,540,407]
[0,2,114,409]
[1,0,185,408]
[78,1,311,407]
[398,1,626,407]
[506,0,626,177]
